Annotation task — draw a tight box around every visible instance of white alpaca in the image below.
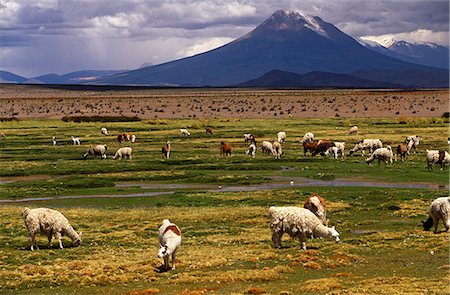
[101,127,108,135]
[426,149,440,171]
[347,126,358,134]
[113,147,132,160]
[269,206,340,250]
[22,207,82,250]
[158,219,181,271]
[277,131,286,144]
[365,146,393,165]
[272,141,282,159]
[325,142,345,159]
[422,197,450,233]
[349,139,383,156]
[52,136,57,146]
[261,141,274,155]
[83,144,107,159]
[299,132,314,143]
[180,129,191,136]
[71,136,80,145]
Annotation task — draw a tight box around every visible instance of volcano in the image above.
[96,10,448,87]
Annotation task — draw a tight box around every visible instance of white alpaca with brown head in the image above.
[158,219,181,271]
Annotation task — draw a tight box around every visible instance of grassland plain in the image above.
[0,116,449,294]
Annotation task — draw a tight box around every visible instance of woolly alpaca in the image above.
[426,149,440,171]
[158,219,181,271]
[299,132,314,143]
[304,194,328,226]
[162,141,171,159]
[349,139,383,156]
[52,136,57,146]
[101,127,108,135]
[205,127,213,134]
[365,146,393,165]
[245,143,256,158]
[277,131,287,144]
[113,147,132,160]
[220,141,232,156]
[272,141,282,159]
[269,206,340,250]
[422,197,450,233]
[83,144,107,159]
[261,141,274,155]
[22,207,82,250]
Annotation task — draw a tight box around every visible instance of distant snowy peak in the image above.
[261,9,328,37]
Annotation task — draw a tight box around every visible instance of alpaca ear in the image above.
[331,226,335,230]
[79,231,83,237]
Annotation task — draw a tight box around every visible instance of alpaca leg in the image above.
[163,255,169,270]
[299,235,307,250]
[47,232,53,248]
[55,232,63,249]
[433,217,439,233]
[29,233,37,251]
[272,230,283,248]
[444,218,450,232]
[171,249,177,270]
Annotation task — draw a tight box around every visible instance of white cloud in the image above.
[176,37,234,58]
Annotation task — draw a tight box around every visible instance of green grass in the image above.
[0,117,449,294]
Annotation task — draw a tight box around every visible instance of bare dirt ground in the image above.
[0,84,448,119]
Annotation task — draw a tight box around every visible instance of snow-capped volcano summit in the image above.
[258,9,328,37]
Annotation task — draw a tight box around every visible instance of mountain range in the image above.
[358,37,449,69]
[2,10,448,87]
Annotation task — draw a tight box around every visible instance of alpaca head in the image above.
[329,226,340,243]
[72,232,83,247]
[422,217,433,231]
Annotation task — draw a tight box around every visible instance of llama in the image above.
[162,141,171,159]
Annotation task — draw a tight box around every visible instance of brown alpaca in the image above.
[395,143,409,161]
[220,141,232,156]
[303,141,318,156]
[312,140,335,156]
[206,127,213,134]
[162,141,171,159]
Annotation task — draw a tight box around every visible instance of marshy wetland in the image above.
[0,88,449,294]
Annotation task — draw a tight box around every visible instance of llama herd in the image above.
[20,194,449,272]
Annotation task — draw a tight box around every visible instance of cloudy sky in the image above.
[1,0,448,77]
